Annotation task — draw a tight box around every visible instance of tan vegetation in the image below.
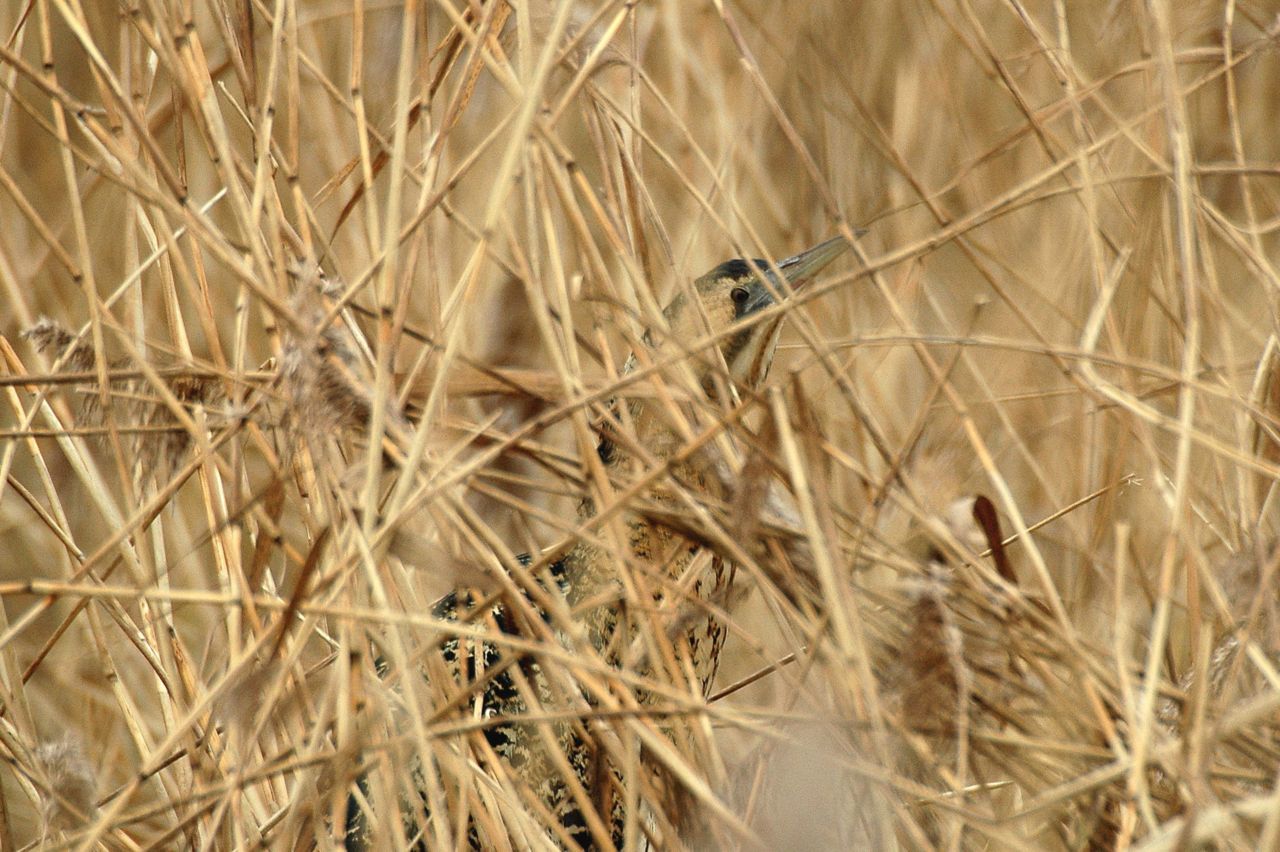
[1,0,1279,848]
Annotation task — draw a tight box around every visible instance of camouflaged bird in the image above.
[345,237,849,850]
[565,237,851,696]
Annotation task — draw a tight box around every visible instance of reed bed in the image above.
[1,0,1279,848]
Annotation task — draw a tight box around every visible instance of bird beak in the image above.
[737,233,862,319]
[776,234,856,289]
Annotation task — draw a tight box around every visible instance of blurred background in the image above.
[2,0,1279,847]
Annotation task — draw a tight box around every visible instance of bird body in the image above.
[566,237,849,697]
[347,237,849,849]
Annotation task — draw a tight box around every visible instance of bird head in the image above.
[664,236,850,391]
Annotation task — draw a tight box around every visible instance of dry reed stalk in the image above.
[2,1,1280,849]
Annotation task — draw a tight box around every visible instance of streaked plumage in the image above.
[346,238,848,849]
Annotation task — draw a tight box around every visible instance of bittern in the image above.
[346,236,849,850]
[564,236,851,695]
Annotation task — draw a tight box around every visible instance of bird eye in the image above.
[730,286,750,307]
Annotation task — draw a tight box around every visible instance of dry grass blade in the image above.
[3,1,1280,849]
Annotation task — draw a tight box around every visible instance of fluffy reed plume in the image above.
[31,737,96,836]
[22,320,97,376]
[23,318,226,486]
[276,262,406,453]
